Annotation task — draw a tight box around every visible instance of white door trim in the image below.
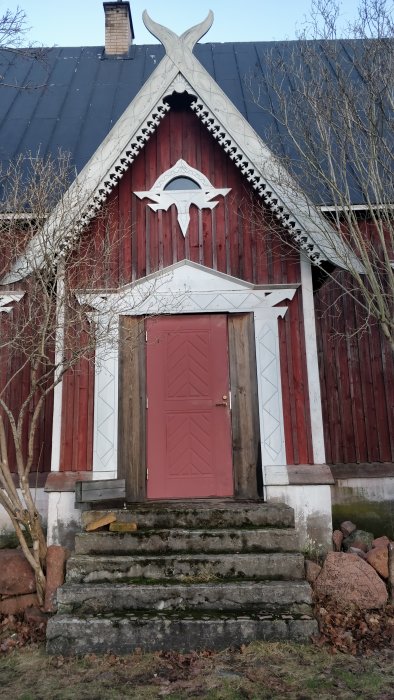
[77,261,297,486]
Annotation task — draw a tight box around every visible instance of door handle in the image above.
[215,395,228,406]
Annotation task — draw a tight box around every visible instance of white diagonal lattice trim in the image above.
[257,323,285,463]
[93,350,118,471]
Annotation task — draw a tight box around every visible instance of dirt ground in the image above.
[0,641,393,700]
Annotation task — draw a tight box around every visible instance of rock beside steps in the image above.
[46,502,317,654]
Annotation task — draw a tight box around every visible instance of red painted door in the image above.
[146,314,233,499]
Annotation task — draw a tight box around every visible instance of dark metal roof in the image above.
[0,44,164,174]
[0,40,392,205]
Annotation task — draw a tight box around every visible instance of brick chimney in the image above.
[103,1,134,56]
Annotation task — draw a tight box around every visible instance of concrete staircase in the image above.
[46,502,317,654]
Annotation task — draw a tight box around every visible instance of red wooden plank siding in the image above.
[315,268,394,465]
[338,289,354,464]
[60,107,316,470]
[382,327,394,460]
[59,318,94,472]
[369,309,391,460]
[345,301,365,463]
[73,109,301,289]
[278,295,314,465]
[85,351,95,470]
[60,358,74,472]
[0,289,53,473]
[291,287,314,464]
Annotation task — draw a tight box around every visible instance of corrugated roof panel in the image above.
[141,45,165,81]
[211,45,248,114]
[0,118,30,162]
[1,78,44,121]
[0,51,64,161]
[0,55,41,125]
[34,84,70,120]
[17,118,59,160]
[108,60,136,126]
[47,118,86,169]
[232,44,273,134]
[0,49,51,92]
[45,49,103,166]
[194,44,215,78]
[73,46,163,170]
[34,49,83,120]
[52,49,103,124]
[75,81,122,172]
[210,44,241,80]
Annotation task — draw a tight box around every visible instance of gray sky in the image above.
[2,0,364,46]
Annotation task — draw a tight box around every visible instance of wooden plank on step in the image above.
[85,512,117,531]
[75,478,126,503]
[109,521,137,532]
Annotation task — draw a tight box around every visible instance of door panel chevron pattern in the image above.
[166,332,210,398]
[166,412,213,476]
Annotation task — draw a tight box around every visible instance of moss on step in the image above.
[75,609,314,622]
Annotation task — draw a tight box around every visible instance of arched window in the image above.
[164,176,200,191]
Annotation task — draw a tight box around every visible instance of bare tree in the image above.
[251,0,394,350]
[0,6,28,49]
[0,152,159,605]
[0,5,47,88]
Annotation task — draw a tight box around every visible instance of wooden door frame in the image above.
[228,314,261,499]
[118,316,147,501]
[82,260,297,494]
[118,312,260,502]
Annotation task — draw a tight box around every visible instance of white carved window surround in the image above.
[77,261,298,491]
[134,159,231,237]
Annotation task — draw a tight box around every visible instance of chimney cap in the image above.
[103,1,135,42]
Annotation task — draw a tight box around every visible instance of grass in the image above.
[0,641,393,699]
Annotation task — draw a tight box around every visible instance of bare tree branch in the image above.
[0,6,48,89]
[249,0,394,350]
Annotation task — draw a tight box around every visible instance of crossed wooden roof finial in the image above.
[142,10,214,56]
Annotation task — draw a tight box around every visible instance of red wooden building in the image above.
[0,3,393,547]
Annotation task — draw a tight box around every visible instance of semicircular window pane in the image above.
[164,176,201,191]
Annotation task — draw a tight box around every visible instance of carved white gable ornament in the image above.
[134,159,230,236]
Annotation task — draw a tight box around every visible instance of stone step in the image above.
[47,613,318,655]
[81,502,295,531]
[66,552,305,584]
[57,580,313,616]
[74,528,299,556]
[48,501,314,656]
